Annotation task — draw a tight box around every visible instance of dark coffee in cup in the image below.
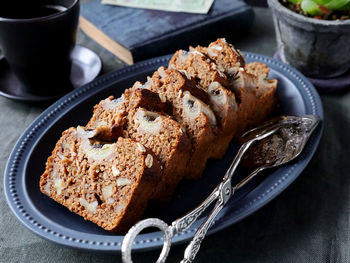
[0,0,79,96]
[0,5,67,19]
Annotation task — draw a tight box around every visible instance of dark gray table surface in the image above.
[1,6,350,263]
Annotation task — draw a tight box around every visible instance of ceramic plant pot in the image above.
[268,0,350,78]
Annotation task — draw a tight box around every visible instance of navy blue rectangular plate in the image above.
[4,53,323,253]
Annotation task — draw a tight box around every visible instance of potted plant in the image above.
[268,0,350,78]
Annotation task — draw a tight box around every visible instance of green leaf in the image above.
[324,0,350,10]
[312,0,331,5]
[301,0,322,15]
[288,0,302,4]
[338,1,350,10]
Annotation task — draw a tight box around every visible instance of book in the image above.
[80,0,254,65]
[101,0,215,14]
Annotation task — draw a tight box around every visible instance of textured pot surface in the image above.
[268,0,350,78]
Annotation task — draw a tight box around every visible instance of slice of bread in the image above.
[86,87,172,138]
[245,62,278,127]
[126,107,191,200]
[133,67,217,179]
[40,127,162,233]
[86,88,191,201]
[196,38,277,131]
[169,49,239,159]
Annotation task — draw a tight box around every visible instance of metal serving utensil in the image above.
[121,115,320,263]
[236,115,320,190]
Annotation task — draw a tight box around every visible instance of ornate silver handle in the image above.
[121,218,172,263]
[180,179,233,263]
[121,187,221,263]
[181,201,223,263]
[172,186,220,233]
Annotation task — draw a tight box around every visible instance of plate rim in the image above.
[4,52,323,253]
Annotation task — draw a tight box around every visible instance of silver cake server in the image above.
[121,115,320,263]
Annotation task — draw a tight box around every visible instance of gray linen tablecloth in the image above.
[1,7,350,263]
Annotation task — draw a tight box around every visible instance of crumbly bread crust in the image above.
[40,127,162,233]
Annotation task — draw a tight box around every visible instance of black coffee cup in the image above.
[0,0,79,96]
